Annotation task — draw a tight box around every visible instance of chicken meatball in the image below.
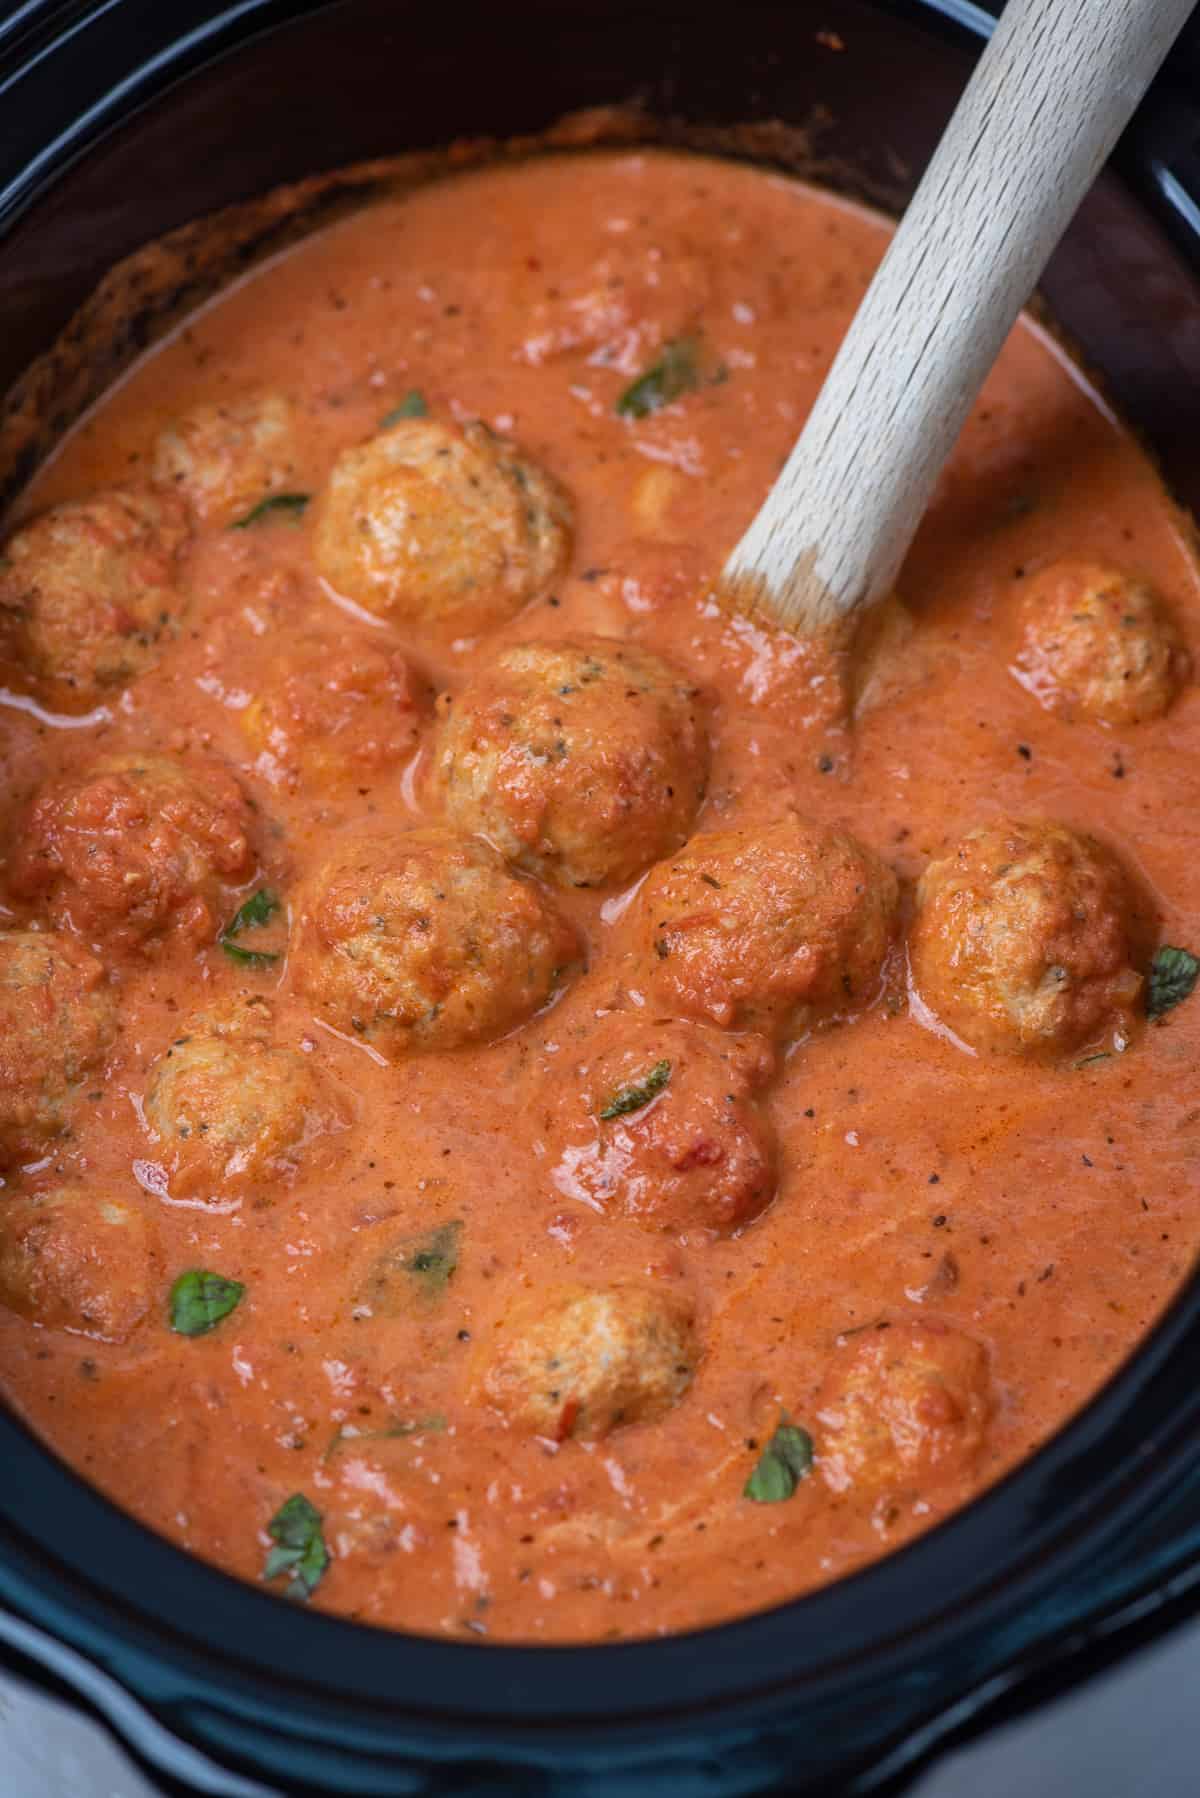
[909,817,1141,1057]
[11,752,258,952]
[475,1282,698,1439]
[1011,560,1188,725]
[144,996,340,1194]
[0,1187,153,1343]
[293,827,578,1054]
[312,417,572,631]
[0,487,189,707]
[816,1319,991,1497]
[635,817,899,1037]
[0,931,116,1165]
[240,631,427,789]
[544,1015,776,1235]
[153,391,299,526]
[431,637,708,889]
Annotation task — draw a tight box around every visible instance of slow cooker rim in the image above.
[2,0,1200,1789]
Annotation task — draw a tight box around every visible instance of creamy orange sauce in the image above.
[1,149,1199,1642]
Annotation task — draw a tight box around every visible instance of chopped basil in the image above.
[230,492,310,529]
[1074,1051,1112,1069]
[380,389,428,427]
[263,1493,329,1601]
[599,1060,671,1120]
[220,887,282,970]
[327,1413,446,1457]
[616,338,700,419]
[169,1269,244,1336]
[360,1220,463,1315]
[744,1422,814,1503]
[1147,945,1200,1020]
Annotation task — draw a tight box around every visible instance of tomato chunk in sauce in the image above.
[0,149,1198,1643]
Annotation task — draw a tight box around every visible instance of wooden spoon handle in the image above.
[724,0,1195,637]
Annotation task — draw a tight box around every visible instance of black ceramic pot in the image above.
[2,4,1200,1794]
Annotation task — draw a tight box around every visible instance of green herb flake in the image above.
[381,389,428,427]
[616,338,701,420]
[599,1060,671,1121]
[231,492,310,530]
[327,1413,446,1458]
[1074,1052,1112,1070]
[263,1493,329,1601]
[220,887,282,970]
[743,1422,814,1504]
[407,1221,462,1293]
[1147,945,1200,1020]
[360,1220,463,1316]
[169,1269,245,1336]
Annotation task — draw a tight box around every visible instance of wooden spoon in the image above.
[724,0,1195,639]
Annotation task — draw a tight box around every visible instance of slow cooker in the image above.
[2,2,1200,1792]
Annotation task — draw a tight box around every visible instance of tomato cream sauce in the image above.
[1,149,1199,1642]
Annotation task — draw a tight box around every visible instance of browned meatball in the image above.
[153,391,299,526]
[11,753,258,952]
[0,1187,153,1343]
[312,417,572,631]
[474,1282,698,1439]
[240,630,427,789]
[293,827,579,1054]
[816,1319,991,1497]
[909,817,1141,1057]
[0,488,189,707]
[1011,561,1188,725]
[0,931,116,1165]
[634,817,899,1038]
[542,1015,776,1236]
[430,637,708,889]
[144,997,342,1194]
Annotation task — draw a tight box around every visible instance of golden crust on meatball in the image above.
[0,488,189,707]
[11,752,258,953]
[240,630,427,789]
[543,1014,776,1236]
[1011,561,1188,725]
[909,816,1142,1057]
[635,816,899,1038]
[293,827,579,1054]
[0,1187,154,1343]
[474,1282,698,1439]
[430,636,708,889]
[144,996,342,1194]
[816,1319,991,1497]
[0,930,116,1165]
[153,391,299,526]
[312,417,572,630]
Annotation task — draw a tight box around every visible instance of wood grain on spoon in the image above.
[724,0,1196,640]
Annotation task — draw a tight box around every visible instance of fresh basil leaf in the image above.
[616,338,700,419]
[169,1269,244,1336]
[600,1059,671,1120]
[359,1221,463,1316]
[744,1422,814,1504]
[230,492,310,530]
[1147,945,1200,1020]
[220,887,282,969]
[381,389,428,427]
[264,1493,329,1601]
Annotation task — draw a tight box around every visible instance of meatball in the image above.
[293,827,578,1054]
[0,1187,153,1343]
[312,417,572,631]
[153,391,298,526]
[475,1282,698,1439]
[11,752,258,952]
[240,631,426,789]
[1012,561,1188,725]
[909,817,1141,1057]
[431,637,708,889]
[144,996,340,1194]
[635,817,899,1037]
[816,1319,991,1497]
[0,931,115,1165]
[545,1015,776,1235]
[0,487,189,707]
